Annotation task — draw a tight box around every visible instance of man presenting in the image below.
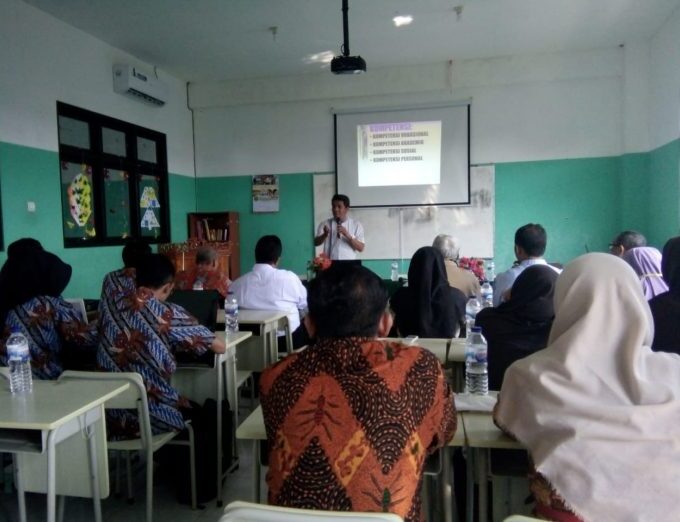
[314,194,365,260]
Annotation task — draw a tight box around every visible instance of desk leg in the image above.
[252,441,260,503]
[13,454,26,522]
[217,359,224,507]
[477,448,489,522]
[46,428,58,522]
[466,448,474,522]
[440,447,453,522]
[85,422,103,522]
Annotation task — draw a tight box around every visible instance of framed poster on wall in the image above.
[252,174,279,213]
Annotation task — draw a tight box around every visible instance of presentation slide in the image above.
[357,121,441,187]
[335,104,469,208]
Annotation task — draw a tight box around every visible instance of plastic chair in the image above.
[59,371,197,522]
[503,516,543,521]
[219,500,403,521]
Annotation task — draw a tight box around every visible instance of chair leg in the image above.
[146,450,153,522]
[125,451,134,504]
[249,375,255,410]
[114,451,121,498]
[186,424,197,510]
[57,495,66,522]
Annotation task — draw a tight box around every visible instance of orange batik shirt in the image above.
[260,337,456,522]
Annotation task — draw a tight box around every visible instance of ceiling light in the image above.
[304,51,334,65]
[393,15,413,27]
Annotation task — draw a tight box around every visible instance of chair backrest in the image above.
[503,516,544,522]
[65,298,88,322]
[220,501,403,522]
[168,289,220,330]
[59,370,154,445]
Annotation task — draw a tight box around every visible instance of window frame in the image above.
[57,102,170,248]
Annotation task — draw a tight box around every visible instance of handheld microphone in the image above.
[336,217,342,238]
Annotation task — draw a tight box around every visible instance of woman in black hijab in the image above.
[390,246,466,338]
[475,264,558,390]
[649,236,680,355]
[0,240,94,379]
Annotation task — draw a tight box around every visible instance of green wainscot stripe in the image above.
[0,141,195,298]
[196,173,314,275]
[494,156,621,272]
[647,138,680,247]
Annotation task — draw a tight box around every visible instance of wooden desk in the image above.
[174,330,252,507]
[0,379,129,522]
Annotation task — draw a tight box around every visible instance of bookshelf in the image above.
[158,212,240,280]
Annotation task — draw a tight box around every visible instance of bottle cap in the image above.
[10,326,20,333]
[471,326,482,333]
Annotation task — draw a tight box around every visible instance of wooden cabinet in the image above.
[159,211,240,280]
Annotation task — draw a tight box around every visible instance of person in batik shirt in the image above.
[99,239,152,316]
[98,254,225,439]
[0,241,97,379]
[261,264,456,522]
[175,246,230,297]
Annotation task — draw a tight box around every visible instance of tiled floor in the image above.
[0,439,265,522]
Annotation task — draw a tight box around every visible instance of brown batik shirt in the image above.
[260,337,456,521]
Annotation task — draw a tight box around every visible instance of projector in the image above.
[331,55,366,74]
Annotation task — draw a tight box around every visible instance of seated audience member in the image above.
[229,235,308,348]
[494,223,560,306]
[475,265,557,390]
[260,264,456,521]
[432,233,480,297]
[175,246,230,297]
[608,229,647,257]
[0,242,96,379]
[494,253,680,522]
[99,239,152,307]
[97,254,225,438]
[390,246,466,338]
[650,236,680,354]
[622,246,668,300]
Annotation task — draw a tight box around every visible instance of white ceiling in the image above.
[23,0,680,82]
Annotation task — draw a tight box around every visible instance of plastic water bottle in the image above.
[224,292,239,334]
[465,296,482,332]
[7,328,32,394]
[390,261,399,282]
[480,281,493,308]
[465,327,488,395]
[486,260,496,283]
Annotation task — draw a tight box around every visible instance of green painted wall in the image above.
[0,141,196,298]
[647,139,680,247]
[196,173,314,275]
[493,156,622,271]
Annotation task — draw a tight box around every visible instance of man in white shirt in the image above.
[229,235,308,347]
[493,223,561,306]
[314,194,365,260]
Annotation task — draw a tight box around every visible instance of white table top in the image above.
[0,379,129,431]
[461,411,523,450]
[214,330,253,348]
[237,406,468,449]
[217,308,288,325]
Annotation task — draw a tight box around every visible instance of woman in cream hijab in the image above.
[494,253,680,522]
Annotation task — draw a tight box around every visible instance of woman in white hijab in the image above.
[494,253,680,522]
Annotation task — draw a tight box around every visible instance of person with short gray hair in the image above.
[609,230,647,257]
[433,234,480,297]
[175,246,230,297]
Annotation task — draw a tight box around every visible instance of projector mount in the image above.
[331,0,366,74]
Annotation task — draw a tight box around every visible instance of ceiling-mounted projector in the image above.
[331,55,366,74]
[332,0,366,75]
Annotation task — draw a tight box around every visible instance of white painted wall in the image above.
[0,0,195,176]
[191,48,627,177]
[649,4,680,149]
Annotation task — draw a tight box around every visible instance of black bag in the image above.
[158,398,234,505]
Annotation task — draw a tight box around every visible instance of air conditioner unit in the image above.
[113,64,168,106]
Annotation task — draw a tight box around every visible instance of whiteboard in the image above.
[313,165,494,260]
